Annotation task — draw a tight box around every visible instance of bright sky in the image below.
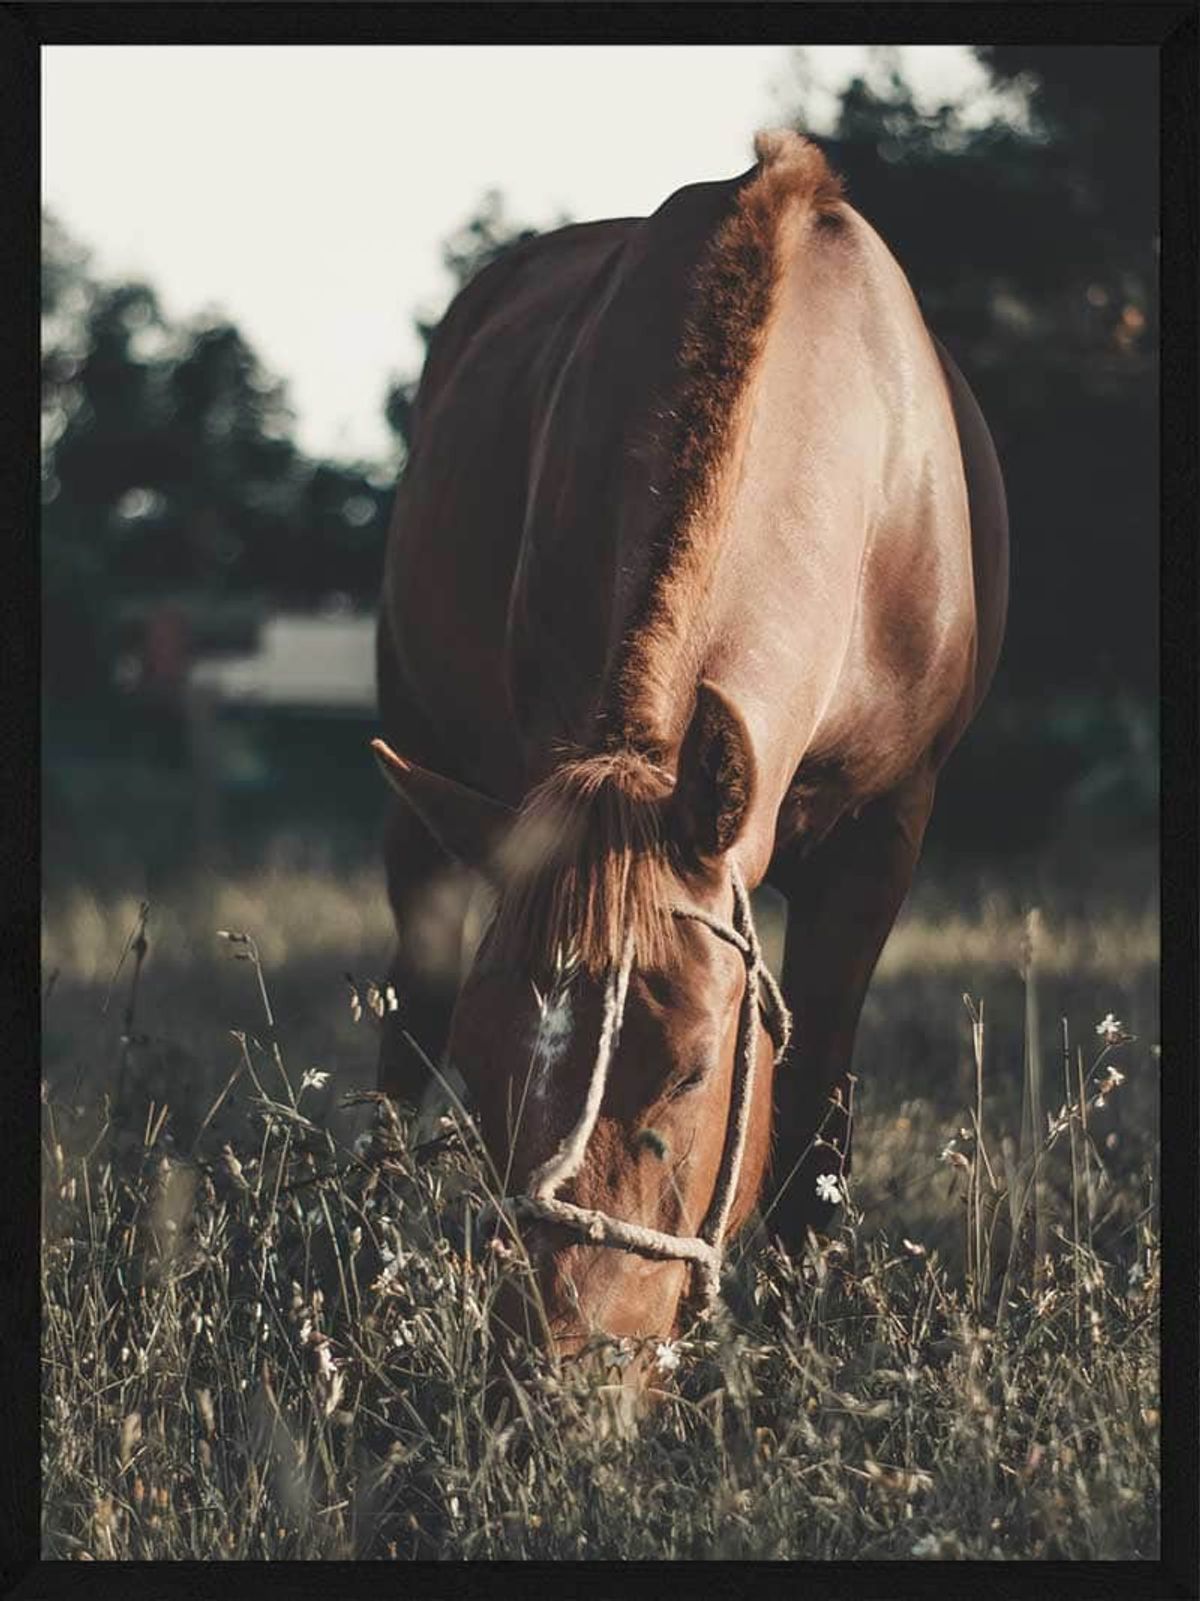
[43,45,990,465]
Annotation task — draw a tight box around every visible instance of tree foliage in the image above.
[41,217,392,697]
[41,189,545,699]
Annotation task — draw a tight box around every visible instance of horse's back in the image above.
[379,218,634,798]
[931,337,1009,717]
[380,171,758,795]
[380,143,1008,833]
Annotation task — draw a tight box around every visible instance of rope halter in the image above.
[483,863,791,1317]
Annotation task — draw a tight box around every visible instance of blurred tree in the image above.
[41,212,394,697]
[976,46,1157,263]
[42,213,107,696]
[43,190,549,704]
[284,460,392,605]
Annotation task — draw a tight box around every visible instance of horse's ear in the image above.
[371,739,514,875]
[670,682,756,863]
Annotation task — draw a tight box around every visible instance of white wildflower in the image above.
[373,1252,402,1290]
[901,1238,927,1258]
[300,1068,331,1093]
[815,1172,843,1205]
[1095,1012,1124,1044]
[654,1340,681,1374]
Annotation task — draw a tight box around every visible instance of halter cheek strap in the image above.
[483,864,792,1317]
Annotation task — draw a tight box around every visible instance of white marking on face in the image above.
[528,985,574,1100]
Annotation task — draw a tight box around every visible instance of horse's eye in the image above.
[666,1069,706,1101]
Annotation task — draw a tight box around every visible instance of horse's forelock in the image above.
[490,750,677,976]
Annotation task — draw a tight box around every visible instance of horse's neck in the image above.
[509,174,752,764]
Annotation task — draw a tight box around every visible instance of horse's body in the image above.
[375,132,1007,1356]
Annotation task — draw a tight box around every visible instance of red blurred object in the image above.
[143,604,190,691]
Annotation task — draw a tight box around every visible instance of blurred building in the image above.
[178,608,379,867]
[188,611,376,714]
[49,601,385,884]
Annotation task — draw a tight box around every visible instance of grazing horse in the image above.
[372,130,1008,1362]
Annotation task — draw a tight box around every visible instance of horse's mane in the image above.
[488,135,844,976]
[489,749,677,976]
[606,129,844,755]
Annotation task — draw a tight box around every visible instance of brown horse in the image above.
[372,130,1008,1363]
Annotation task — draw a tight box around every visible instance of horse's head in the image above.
[373,684,788,1376]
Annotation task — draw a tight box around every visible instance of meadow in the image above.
[40,849,1160,1561]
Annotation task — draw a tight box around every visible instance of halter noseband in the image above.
[483,864,791,1317]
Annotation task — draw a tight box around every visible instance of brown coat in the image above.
[375,131,1008,1357]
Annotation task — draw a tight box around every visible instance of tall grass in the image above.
[40,875,1159,1560]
